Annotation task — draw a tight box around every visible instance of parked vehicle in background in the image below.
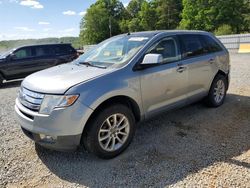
[0,43,77,85]
[15,30,230,159]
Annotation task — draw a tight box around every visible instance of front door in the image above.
[4,47,35,79]
[139,36,188,118]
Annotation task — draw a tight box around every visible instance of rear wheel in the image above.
[205,74,227,107]
[82,104,135,159]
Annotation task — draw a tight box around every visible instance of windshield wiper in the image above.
[78,61,107,69]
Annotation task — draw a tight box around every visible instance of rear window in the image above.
[200,35,223,53]
[180,34,205,58]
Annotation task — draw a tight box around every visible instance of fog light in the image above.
[39,134,57,143]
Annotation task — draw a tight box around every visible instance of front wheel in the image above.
[205,74,227,107]
[82,104,136,159]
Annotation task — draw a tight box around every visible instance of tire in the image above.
[205,74,227,107]
[82,104,136,159]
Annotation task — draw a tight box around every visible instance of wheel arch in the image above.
[82,95,141,132]
[209,69,229,91]
[92,95,140,121]
[80,95,141,145]
[216,70,229,90]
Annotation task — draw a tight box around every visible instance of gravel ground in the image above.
[0,53,249,188]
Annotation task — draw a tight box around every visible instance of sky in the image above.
[0,0,130,41]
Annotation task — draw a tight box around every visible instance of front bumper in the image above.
[15,98,93,151]
[21,127,81,151]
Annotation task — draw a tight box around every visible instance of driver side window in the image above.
[14,48,32,59]
[146,37,180,64]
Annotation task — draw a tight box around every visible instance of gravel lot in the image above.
[0,53,249,188]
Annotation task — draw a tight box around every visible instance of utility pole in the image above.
[108,0,112,37]
[109,17,112,37]
[168,6,170,29]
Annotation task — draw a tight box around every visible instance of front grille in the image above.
[18,87,44,112]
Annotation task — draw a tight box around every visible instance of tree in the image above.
[242,0,250,32]
[215,0,245,33]
[119,0,145,33]
[214,24,234,35]
[154,0,182,30]
[139,1,157,30]
[79,0,125,44]
[180,0,246,33]
[127,0,145,18]
[180,0,215,31]
[78,0,249,45]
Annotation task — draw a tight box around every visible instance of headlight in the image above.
[39,94,79,115]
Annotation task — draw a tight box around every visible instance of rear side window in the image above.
[35,46,54,57]
[179,34,205,58]
[200,35,223,53]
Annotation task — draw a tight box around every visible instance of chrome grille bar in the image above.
[18,87,44,111]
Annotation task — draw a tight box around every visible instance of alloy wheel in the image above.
[214,79,225,103]
[98,113,130,152]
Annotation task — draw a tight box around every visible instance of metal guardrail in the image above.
[217,34,250,49]
[83,45,96,52]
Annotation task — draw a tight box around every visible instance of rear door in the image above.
[31,45,58,72]
[3,47,36,79]
[54,45,76,64]
[178,34,215,102]
[139,35,188,117]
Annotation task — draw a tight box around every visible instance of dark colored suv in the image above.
[0,43,77,85]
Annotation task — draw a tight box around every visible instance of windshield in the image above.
[75,35,150,68]
[0,49,14,58]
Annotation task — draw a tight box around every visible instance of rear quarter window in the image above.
[200,35,223,53]
[54,45,75,55]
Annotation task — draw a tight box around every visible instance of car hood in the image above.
[22,63,114,94]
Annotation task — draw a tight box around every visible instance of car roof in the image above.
[119,30,210,37]
[17,43,72,49]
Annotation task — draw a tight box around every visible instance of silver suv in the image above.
[15,31,230,159]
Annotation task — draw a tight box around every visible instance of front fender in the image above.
[66,68,143,116]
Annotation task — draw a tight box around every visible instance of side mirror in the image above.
[141,54,163,65]
[8,53,16,60]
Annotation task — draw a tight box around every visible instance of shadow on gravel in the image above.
[36,93,250,187]
[0,80,22,89]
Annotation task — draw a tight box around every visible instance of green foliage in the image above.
[180,0,246,33]
[214,24,234,36]
[139,1,157,30]
[155,0,182,30]
[79,0,125,44]
[78,0,249,44]
[127,0,145,18]
[243,0,250,32]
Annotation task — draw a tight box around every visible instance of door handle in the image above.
[176,66,187,73]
